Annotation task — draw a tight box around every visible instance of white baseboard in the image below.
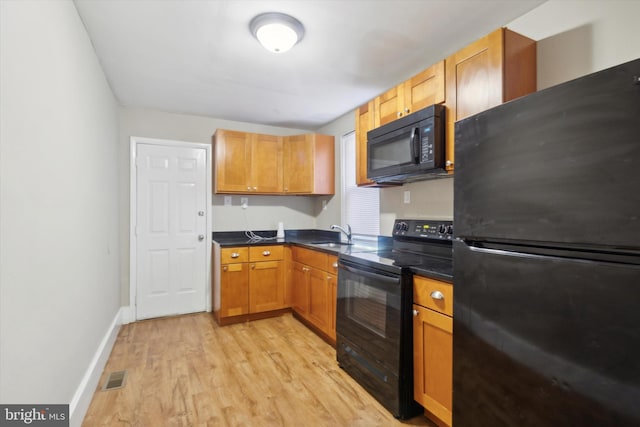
[68,307,125,427]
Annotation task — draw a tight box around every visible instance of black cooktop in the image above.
[340,219,453,281]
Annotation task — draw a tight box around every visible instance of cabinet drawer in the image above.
[292,246,328,271]
[221,247,248,263]
[249,245,284,261]
[414,276,453,317]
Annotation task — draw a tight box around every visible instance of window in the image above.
[341,131,380,236]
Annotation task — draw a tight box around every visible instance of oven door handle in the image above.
[340,262,400,284]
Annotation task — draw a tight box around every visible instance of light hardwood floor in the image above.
[82,312,435,426]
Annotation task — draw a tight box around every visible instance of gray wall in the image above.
[0,0,120,418]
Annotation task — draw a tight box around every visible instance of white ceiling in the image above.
[73,0,545,130]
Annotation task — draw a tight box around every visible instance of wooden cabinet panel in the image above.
[327,273,337,340]
[292,248,338,341]
[283,134,335,195]
[214,129,251,192]
[355,101,376,186]
[445,28,536,171]
[249,260,285,313]
[215,130,333,195]
[292,246,328,271]
[413,276,453,317]
[403,60,446,114]
[374,85,404,127]
[413,304,453,427]
[220,247,249,263]
[308,268,331,333]
[291,261,309,315]
[374,60,446,128]
[249,245,284,261]
[220,262,249,317]
[250,133,283,193]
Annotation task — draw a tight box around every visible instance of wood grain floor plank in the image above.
[82,313,434,427]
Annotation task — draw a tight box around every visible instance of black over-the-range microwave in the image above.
[367,104,446,183]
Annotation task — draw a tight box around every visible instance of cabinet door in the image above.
[308,267,330,333]
[327,273,337,340]
[404,60,445,113]
[374,84,405,127]
[283,134,313,193]
[250,134,283,193]
[220,263,249,317]
[214,129,251,192]
[249,260,285,313]
[413,304,453,427]
[355,101,376,186]
[291,262,309,315]
[444,28,535,172]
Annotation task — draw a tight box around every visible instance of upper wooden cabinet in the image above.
[214,130,334,195]
[355,101,376,186]
[444,27,536,171]
[355,61,445,187]
[283,134,335,195]
[374,60,445,127]
[214,129,283,193]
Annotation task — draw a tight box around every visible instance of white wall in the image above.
[509,0,640,90]
[0,0,120,421]
[119,108,318,305]
[375,0,640,235]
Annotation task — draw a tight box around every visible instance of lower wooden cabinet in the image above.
[413,275,453,427]
[249,246,285,313]
[291,247,337,342]
[214,245,285,324]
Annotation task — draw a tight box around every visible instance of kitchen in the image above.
[1,1,640,426]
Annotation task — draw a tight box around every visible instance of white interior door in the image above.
[135,142,207,320]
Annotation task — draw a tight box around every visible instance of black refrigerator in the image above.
[453,58,640,426]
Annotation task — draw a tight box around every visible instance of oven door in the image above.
[336,258,407,416]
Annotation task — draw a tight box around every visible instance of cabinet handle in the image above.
[413,309,419,316]
[397,111,402,117]
[262,250,271,256]
[284,187,288,192]
[430,290,444,300]
[247,186,251,190]
[251,264,255,269]
[332,262,338,268]
[253,186,258,191]
[302,267,309,272]
[405,107,410,114]
[223,266,228,272]
[231,252,240,259]
[445,160,454,167]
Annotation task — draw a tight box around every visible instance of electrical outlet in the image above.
[240,197,248,209]
[322,200,327,210]
[224,196,232,206]
[404,190,411,204]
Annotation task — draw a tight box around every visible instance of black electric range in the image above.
[340,219,453,280]
[335,219,453,420]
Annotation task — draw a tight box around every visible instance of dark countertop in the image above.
[212,229,390,255]
[212,229,451,282]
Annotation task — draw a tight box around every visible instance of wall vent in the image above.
[102,370,127,391]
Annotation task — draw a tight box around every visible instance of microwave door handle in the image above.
[411,127,420,163]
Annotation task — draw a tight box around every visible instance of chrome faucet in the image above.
[330,224,352,244]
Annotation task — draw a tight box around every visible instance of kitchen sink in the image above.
[309,241,353,247]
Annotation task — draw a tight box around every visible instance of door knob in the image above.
[198,234,205,241]
[413,309,419,316]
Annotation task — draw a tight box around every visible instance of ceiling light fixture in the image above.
[249,12,305,54]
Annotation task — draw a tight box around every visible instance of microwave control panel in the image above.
[393,219,453,240]
[420,117,435,163]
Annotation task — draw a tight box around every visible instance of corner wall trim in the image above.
[69,307,124,426]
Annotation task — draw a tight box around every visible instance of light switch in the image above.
[241,197,248,209]
[404,191,411,204]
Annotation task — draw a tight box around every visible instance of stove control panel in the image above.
[393,219,453,240]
